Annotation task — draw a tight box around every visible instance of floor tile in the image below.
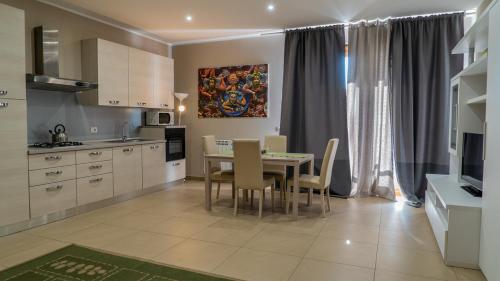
[306,237,378,268]
[0,233,52,259]
[289,258,374,281]
[143,217,218,237]
[101,231,185,260]
[27,217,97,240]
[73,204,138,223]
[327,210,381,227]
[454,268,487,281]
[0,240,69,268]
[376,246,458,281]
[319,221,380,244]
[243,229,316,257]
[375,270,450,281]
[191,218,265,246]
[213,248,301,281]
[262,215,327,235]
[378,227,439,252]
[59,224,137,248]
[152,239,238,272]
[105,211,170,230]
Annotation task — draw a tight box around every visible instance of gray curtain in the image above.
[280,26,351,197]
[347,22,395,200]
[389,13,464,202]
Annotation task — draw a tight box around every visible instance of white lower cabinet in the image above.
[76,160,113,178]
[142,143,166,188]
[113,145,143,196]
[30,180,77,218]
[166,159,186,183]
[77,173,113,205]
[29,165,76,187]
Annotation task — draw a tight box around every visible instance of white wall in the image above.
[173,34,285,177]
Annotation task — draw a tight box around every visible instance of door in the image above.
[97,39,129,106]
[0,4,25,100]
[112,146,143,196]
[129,48,155,108]
[142,143,167,188]
[480,2,500,280]
[0,99,29,226]
[155,55,175,109]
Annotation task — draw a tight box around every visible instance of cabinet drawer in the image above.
[30,179,76,218]
[29,165,76,187]
[76,148,112,164]
[29,152,76,170]
[77,160,112,178]
[166,159,185,183]
[425,191,448,258]
[77,173,113,205]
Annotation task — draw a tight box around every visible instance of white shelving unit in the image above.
[466,94,487,105]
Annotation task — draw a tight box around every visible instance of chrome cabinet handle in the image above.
[142,102,147,106]
[89,151,102,156]
[89,164,103,170]
[45,155,62,161]
[46,185,63,192]
[123,147,134,152]
[0,102,8,108]
[0,90,7,95]
[89,177,103,183]
[45,170,63,176]
[161,104,168,107]
[137,102,141,106]
[150,144,160,150]
[109,100,120,105]
[173,162,180,166]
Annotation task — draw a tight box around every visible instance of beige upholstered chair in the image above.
[202,135,234,199]
[286,138,339,217]
[263,135,287,206]
[233,139,275,219]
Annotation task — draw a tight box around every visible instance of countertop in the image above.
[426,174,482,209]
[27,139,167,155]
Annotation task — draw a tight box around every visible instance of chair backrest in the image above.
[202,135,217,155]
[233,139,264,189]
[264,135,287,152]
[319,139,339,188]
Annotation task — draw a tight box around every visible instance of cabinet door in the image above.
[97,39,129,106]
[142,143,166,188]
[0,4,25,100]
[155,55,175,110]
[129,48,155,108]
[166,159,186,183]
[0,99,29,226]
[112,145,142,196]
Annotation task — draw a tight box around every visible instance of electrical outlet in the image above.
[90,127,98,134]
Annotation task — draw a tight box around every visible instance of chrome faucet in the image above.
[121,121,129,142]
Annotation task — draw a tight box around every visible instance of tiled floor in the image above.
[0,181,487,281]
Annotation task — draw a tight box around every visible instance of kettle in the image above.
[49,124,68,143]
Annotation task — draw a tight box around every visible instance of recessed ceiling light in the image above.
[185,15,193,22]
[267,4,275,12]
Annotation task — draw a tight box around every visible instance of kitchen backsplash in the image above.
[27,89,144,144]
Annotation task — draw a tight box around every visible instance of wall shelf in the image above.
[452,0,497,54]
[467,94,487,105]
[455,55,488,78]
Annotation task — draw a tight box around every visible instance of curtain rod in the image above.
[261,9,474,36]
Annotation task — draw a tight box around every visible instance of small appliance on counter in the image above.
[145,110,174,126]
[30,123,84,149]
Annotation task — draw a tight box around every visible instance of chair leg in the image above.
[216,182,221,199]
[326,187,332,212]
[232,182,235,199]
[258,190,263,219]
[250,190,254,208]
[271,184,275,212]
[234,188,239,216]
[320,189,326,218]
[307,188,312,206]
[285,185,291,215]
[279,179,284,208]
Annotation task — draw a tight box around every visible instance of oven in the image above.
[165,128,185,162]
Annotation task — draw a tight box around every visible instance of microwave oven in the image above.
[146,111,174,126]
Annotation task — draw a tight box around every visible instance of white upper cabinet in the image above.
[155,55,175,110]
[0,4,25,100]
[129,48,156,108]
[81,38,129,107]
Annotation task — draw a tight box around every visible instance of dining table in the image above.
[204,151,315,219]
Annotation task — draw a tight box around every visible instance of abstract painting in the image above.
[198,64,268,118]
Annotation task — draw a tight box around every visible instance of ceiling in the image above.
[40,0,480,45]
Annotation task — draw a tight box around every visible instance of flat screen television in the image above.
[461,133,484,190]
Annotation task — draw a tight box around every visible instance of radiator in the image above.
[216,139,233,171]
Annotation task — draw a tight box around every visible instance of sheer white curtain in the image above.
[347,21,395,200]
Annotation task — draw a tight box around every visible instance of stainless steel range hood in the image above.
[26,26,97,93]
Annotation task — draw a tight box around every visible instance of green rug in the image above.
[0,245,234,281]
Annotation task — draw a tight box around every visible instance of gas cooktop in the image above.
[30,141,84,148]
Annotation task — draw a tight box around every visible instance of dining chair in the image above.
[286,138,339,217]
[233,139,275,219]
[202,135,234,200]
[263,135,287,206]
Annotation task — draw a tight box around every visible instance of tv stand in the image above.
[425,174,482,268]
[461,185,483,197]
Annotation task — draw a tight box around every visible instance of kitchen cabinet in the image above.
[30,180,77,218]
[0,4,25,100]
[113,145,143,196]
[155,55,175,110]
[0,99,28,226]
[129,48,156,108]
[76,160,112,178]
[29,165,76,187]
[166,159,186,183]
[28,151,76,170]
[142,143,167,188]
[77,173,113,206]
[81,38,129,107]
